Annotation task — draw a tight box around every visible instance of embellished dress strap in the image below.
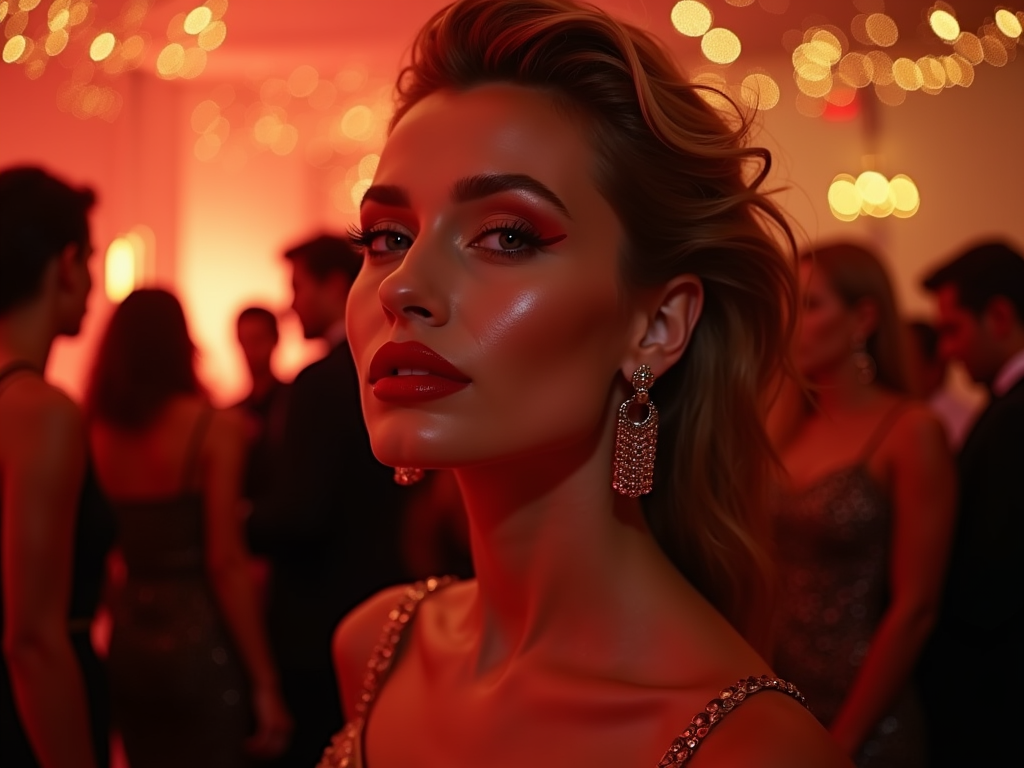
[318,576,456,768]
[658,675,807,767]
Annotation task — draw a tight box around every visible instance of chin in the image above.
[365,411,472,471]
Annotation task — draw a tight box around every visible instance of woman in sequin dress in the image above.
[87,290,291,767]
[318,2,851,766]
[770,243,956,766]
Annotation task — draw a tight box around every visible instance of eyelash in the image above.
[348,220,565,260]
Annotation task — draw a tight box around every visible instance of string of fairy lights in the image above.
[1,0,229,120]
[669,0,1022,221]
[3,1,1021,223]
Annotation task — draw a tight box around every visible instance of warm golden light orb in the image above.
[865,13,898,47]
[888,174,920,218]
[929,9,960,41]
[828,175,861,221]
[995,9,1022,39]
[3,34,26,63]
[184,6,212,35]
[105,236,137,303]
[671,1,712,37]
[701,27,741,64]
[855,171,889,206]
[89,31,115,62]
[740,72,780,110]
[156,42,185,78]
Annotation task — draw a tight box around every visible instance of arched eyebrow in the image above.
[360,173,572,219]
[452,174,572,219]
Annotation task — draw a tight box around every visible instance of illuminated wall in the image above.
[1,1,1022,407]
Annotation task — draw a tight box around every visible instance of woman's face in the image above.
[795,261,860,379]
[347,83,635,469]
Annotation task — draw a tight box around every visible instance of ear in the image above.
[622,274,703,381]
[984,296,1017,339]
[53,243,82,292]
[852,297,879,343]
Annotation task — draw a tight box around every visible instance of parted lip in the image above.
[369,341,471,384]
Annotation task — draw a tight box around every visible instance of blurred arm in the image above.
[828,407,956,754]
[2,385,97,768]
[202,408,291,756]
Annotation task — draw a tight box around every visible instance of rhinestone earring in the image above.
[852,337,877,385]
[612,365,658,498]
[393,467,424,486]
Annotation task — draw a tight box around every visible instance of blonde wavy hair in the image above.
[393,0,797,651]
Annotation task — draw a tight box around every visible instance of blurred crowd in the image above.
[1,165,1020,768]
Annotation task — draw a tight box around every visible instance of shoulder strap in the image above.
[858,401,910,463]
[180,406,215,492]
[659,676,807,766]
[0,360,39,397]
[353,577,457,721]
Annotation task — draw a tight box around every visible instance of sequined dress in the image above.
[317,578,806,768]
[773,405,926,767]
[106,409,254,768]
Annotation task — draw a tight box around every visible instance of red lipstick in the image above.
[369,341,471,403]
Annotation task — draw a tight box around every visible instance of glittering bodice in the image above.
[317,579,806,768]
[772,465,890,725]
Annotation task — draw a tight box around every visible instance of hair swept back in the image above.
[392,0,798,650]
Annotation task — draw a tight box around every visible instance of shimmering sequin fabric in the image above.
[317,579,806,768]
[773,464,927,766]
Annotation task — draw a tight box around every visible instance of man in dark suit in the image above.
[247,234,408,767]
[918,241,1024,767]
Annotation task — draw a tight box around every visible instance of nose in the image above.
[377,238,451,328]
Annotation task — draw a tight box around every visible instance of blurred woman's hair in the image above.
[393,0,800,651]
[87,289,203,429]
[802,242,911,395]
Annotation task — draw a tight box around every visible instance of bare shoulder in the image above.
[881,400,950,464]
[690,689,853,768]
[0,375,81,459]
[332,584,413,718]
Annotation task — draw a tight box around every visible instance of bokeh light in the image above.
[865,13,898,47]
[89,32,115,62]
[995,9,1022,39]
[701,27,741,64]
[740,72,780,110]
[671,1,712,37]
[928,9,960,42]
[3,34,26,63]
[197,20,226,51]
[105,236,138,302]
[288,65,319,98]
[828,174,860,221]
[341,105,375,141]
[889,174,920,218]
[184,6,212,35]
[156,42,185,78]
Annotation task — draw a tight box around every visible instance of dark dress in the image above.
[105,409,253,768]
[0,361,115,768]
[247,342,409,767]
[772,404,926,768]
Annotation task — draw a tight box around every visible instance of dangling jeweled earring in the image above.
[393,467,424,486]
[612,365,658,498]
[852,336,877,385]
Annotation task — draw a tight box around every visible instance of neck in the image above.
[453,415,669,677]
[809,358,881,416]
[0,303,58,372]
[249,370,277,399]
